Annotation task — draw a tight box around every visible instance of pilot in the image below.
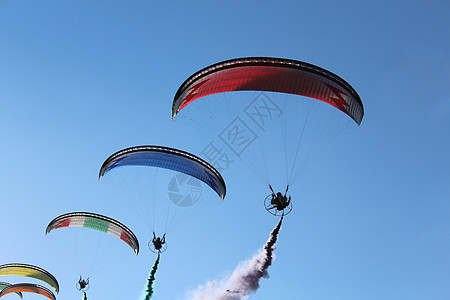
[77,276,89,292]
[269,185,291,211]
[152,232,166,251]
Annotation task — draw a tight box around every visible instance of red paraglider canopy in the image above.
[172,57,363,125]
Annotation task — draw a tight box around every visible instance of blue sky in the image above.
[1,1,449,299]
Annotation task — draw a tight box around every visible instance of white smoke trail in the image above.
[188,216,283,300]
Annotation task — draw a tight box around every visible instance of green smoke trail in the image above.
[142,253,160,300]
[82,291,87,300]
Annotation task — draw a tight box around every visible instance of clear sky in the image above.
[1,1,449,299]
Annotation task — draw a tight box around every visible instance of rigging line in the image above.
[165,208,190,233]
[163,178,190,233]
[282,99,289,185]
[151,169,159,231]
[289,116,324,185]
[164,181,215,233]
[288,109,310,185]
[166,199,217,233]
[165,200,185,234]
[164,181,197,234]
[239,148,270,185]
[215,132,268,186]
[259,133,270,185]
[163,194,173,234]
[89,233,115,275]
[78,229,88,275]
[289,111,336,184]
[121,170,150,230]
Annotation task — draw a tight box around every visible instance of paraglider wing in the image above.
[99,145,226,200]
[172,57,364,125]
[45,212,140,255]
[0,282,22,299]
[0,283,55,300]
[0,264,59,293]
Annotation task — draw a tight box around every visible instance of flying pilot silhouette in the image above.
[152,232,166,252]
[269,185,291,211]
[77,276,89,291]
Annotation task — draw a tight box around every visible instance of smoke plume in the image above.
[142,253,160,300]
[188,216,283,300]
